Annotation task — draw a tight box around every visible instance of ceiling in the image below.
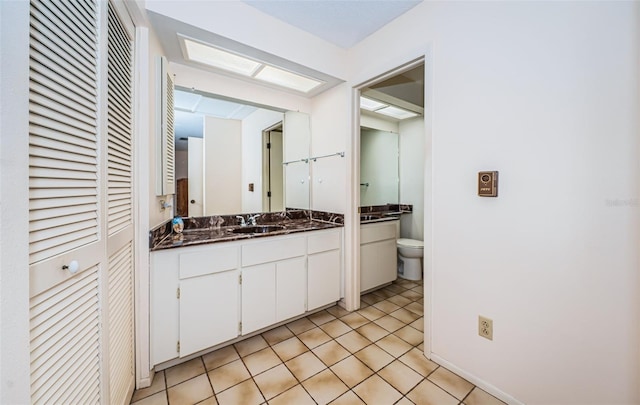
[147,11,345,98]
[147,1,423,98]
[361,63,424,120]
[242,0,422,49]
[368,64,424,109]
[163,1,424,149]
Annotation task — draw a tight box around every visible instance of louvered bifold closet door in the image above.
[165,71,175,193]
[157,56,175,195]
[106,2,135,404]
[28,0,104,404]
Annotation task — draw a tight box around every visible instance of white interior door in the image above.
[188,137,203,216]
[269,130,284,212]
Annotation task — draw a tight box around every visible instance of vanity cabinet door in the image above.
[242,257,306,334]
[308,250,341,310]
[241,263,277,335]
[276,256,307,322]
[179,269,240,357]
[151,251,180,365]
[360,238,397,292]
[360,221,398,293]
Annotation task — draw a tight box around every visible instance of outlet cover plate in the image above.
[479,316,493,340]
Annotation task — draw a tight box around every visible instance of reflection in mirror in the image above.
[360,127,399,206]
[173,88,310,217]
[359,63,424,209]
[283,111,311,211]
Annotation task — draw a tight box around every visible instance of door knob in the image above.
[62,260,79,274]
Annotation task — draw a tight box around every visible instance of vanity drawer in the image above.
[179,245,239,279]
[360,221,398,244]
[242,236,306,267]
[308,230,341,254]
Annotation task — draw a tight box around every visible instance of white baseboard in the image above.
[430,354,524,405]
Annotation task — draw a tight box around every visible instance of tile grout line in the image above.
[137,280,471,405]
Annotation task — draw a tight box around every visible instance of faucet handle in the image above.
[236,216,246,226]
[248,214,260,226]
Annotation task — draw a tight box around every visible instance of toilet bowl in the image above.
[397,238,424,280]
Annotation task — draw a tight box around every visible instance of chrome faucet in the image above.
[236,216,247,227]
[248,214,260,226]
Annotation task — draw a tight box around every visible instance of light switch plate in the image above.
[478,171,498,197]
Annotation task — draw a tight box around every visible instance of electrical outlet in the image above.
[478,316,493,340]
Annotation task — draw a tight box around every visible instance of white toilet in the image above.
[397,238,424,280]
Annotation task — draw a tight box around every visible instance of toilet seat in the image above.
[397,238,423,248]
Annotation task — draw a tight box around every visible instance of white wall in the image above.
[350,2,640,403]
[360,128,399,207]
[171,63,312,115]
[0,1,30,402]
[241,109,284,212]
[361,113,399,134]
[309,84,351,214]
[203,116,242,215]
[399,117,425,240]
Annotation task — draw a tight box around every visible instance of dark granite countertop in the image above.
[359,203,412,224]
[359,212,401,224]
[150,209,344,251]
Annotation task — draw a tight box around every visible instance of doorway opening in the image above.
[351,55,432,357]
[262,122,284,212]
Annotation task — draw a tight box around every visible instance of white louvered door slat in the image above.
[30,267,101,405]
[157,56,175,195]
[106,2,135,404]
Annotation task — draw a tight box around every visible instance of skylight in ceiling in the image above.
[180,36,323,94]
[360,96,418,120]
[183,39,261,76]
[360,97,388,111]
[375,105,419,120]
[255,65,322,93]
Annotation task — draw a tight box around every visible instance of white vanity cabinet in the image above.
[241,235,306,334]
[360,220,399,292]
[151,243,241,365]
[307,230,342,310]
[150,228,342,367]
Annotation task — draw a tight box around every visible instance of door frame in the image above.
[349,53,434,359]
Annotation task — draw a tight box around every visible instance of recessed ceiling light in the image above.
[375,105,419,120]
[254,65,323,93]
[182,37,261,76]
[360,97,388,111]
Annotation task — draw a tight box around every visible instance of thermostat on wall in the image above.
[478,171,498,197]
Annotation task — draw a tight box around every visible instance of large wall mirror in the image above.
[173,87,310,217]
[360,127,399,206]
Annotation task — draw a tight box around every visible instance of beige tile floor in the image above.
[131,279,505,405]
